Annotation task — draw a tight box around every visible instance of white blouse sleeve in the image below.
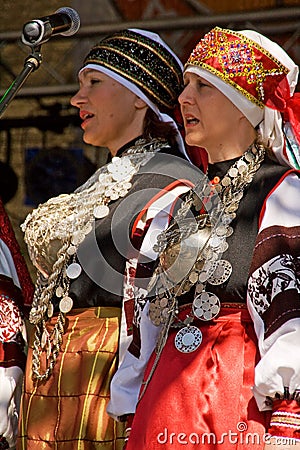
[107,302,161,419]
[108,183,191,419]
[247,172,300,411]
[0,239,21,287]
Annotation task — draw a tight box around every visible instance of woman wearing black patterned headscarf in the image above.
[17,29,200,449]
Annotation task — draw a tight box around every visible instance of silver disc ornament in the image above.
[59,295,73,314]
[94,204,110,219]
[208,259,232,285]
[66,262,82,279]
[175,326,202,353]
[192,291,221,321]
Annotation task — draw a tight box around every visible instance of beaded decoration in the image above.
[83,29,183,111]
[147,141,266,351]
[186,27,290,110]
[21,138,168,381]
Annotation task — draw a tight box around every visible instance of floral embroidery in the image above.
[0,296,22,342]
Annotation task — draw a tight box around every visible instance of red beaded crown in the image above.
[186,27,290,111]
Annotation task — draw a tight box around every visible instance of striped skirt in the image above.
[17,307,125,450]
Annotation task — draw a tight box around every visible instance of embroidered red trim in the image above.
[269,399,300,439]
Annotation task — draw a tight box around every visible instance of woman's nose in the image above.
[178,85,193,105]
[70,88,85,107]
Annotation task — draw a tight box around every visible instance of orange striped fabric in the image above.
[17,307,125,450]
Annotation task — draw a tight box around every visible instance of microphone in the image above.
[21,7,80,46]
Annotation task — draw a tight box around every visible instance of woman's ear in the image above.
[134,97,148,110]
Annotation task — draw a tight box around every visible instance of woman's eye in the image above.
[90,78,101,85]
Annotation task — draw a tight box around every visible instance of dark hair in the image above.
[142,108,180,151]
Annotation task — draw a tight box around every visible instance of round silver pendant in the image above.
[192,291,221,321]
[209,235,223,248]
[94,204,110,219]
[59,295,73,314]
[66,262,82,279]
[174,326,202,353]
[67,245,77,256]
[208,259,232,285]
[215,225,227,237]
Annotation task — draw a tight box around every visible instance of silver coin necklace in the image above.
[150,142,266,354]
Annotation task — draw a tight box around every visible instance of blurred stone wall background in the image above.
[0,0,299,279]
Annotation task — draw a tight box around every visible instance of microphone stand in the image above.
[0,46,42,119]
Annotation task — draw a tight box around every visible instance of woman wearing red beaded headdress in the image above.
[108,27,300,449]
[17,28,203,450]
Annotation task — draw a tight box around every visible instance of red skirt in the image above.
[126,304,270,450]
